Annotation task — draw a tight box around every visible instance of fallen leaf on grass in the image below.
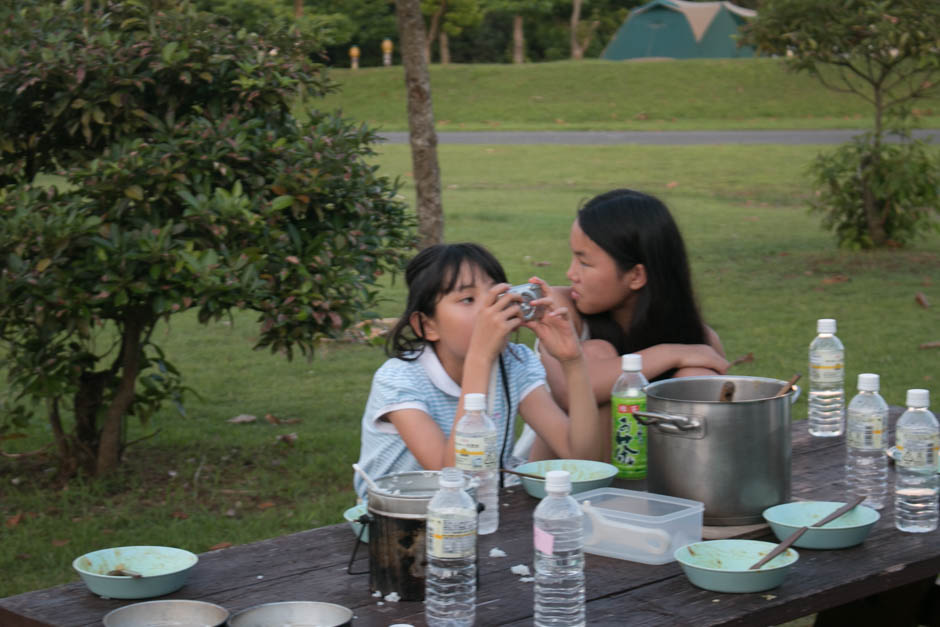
[225,509,237,517]
[228,414,257,424]
[16,553,32,560]
[919,341,940,350]
[208,542,232,551]
[915,292,930,308]
[51,539,69,547]
[276,432,298,445]
[821,274,850,285]
[533,261,551,267]
[257,501,276,510]
[6,512,23,528]
[171,511,189,520]
[666,181,679,189]
[264,413,281,425]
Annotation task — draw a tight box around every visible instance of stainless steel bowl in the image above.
[228,601,353,627]
[102,599,229,627]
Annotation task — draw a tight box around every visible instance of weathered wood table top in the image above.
[3,409,938,627]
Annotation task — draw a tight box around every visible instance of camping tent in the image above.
[601,0,756,60]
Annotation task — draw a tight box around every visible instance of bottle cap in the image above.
[817,318,836,334]
[544,470,571,493]
[857,373,879,392]
[906,389,929,408]
[622,353,642,372]
[464,393,486,411]
[439,467,464,488]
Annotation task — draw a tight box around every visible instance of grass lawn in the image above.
[2,141,938,602]
[315,58,940,131]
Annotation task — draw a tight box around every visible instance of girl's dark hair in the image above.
[387,243,508,360]
[577,189,706,359]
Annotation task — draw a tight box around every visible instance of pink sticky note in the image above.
[533,524,554,556]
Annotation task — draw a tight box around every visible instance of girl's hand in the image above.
[677,344,730,374]
[522,277,582,363]
[467,282,525,362]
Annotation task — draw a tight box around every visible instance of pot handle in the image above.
[633,411,701,434]
[581,501,671,555]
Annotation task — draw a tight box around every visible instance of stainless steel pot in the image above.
[634,376,799,526]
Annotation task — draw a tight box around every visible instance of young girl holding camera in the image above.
[353,243,603,499]
[541,188,728,412]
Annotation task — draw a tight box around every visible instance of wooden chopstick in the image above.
[775,373,801,397]
[750,496,867,570]
[500,468,544,480]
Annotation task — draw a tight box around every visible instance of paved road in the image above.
[378,129,939,145]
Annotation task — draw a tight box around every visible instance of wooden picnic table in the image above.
[2,408,938,627]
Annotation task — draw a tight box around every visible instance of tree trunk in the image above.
[864,89,888,247]
[570,0,583,59]
[440,31,450,65]
[512,14,525,64]
[426,1,447,64]
[294,0,303,19]
[96,313,145,475]
[396,0,444,248]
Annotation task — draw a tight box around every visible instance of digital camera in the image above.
[506,283,544,321]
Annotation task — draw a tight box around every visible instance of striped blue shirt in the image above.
[354,343,545,499]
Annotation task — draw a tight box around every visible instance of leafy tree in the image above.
[0,0,414,476]
[742,0,940,248]
[422,0,486,64]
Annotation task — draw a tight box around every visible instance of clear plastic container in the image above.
[573,488,703,565]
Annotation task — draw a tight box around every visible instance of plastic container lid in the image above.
[857,373,879,392]
[906,389,930,408]
[817,318,836,334]
[545,470,571,493]
[439,467,464,488]
[622,353,643,372]
[464,393,486,411]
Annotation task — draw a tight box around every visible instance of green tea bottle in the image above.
[610,353,648,479]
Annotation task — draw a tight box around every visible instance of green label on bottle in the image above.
[611,394,646,479]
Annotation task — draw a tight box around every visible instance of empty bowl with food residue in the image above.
[762,500,880,549]
[72,545,198,599]
[513,459,618,499]
[228,601,354,627]
[102,600,228,627]
[674,539,798,593]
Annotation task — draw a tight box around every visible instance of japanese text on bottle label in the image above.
[427,513,476,558]
[846,410,884,450]
[809,350,844,384]
[455,433,498,471]
[896,432,939,468]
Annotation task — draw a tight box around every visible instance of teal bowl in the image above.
[514,459,618,499]
[343,503,369,543]
[72,545,198,599]
[674,540,798,593]
[762,501,880,549]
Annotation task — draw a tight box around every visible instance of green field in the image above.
[1,58,939,608]
[317,58,940,131]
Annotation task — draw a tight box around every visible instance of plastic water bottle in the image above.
[808,318,845,436]
[454,392,499,535]
[425,467,477,626]
[894,389,939,533]
[610,353,649,479]
[533,470,585,627]
[845,373,889,509]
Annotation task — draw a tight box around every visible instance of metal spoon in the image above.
[750,495,866,570]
